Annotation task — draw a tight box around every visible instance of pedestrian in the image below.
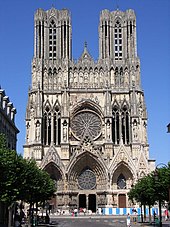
[153,210,156,221]
[165,209,169,221]
[74,208,78,217]
[127,213,131,227]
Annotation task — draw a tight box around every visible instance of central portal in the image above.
[79,194,86,209]
[78,194,96,213]
[88,194,96,213]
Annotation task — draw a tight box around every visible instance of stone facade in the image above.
[0,88,19,224]
[0,88,19,150]
[24,7,155,211]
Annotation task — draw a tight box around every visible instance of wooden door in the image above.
[118,194,126,208]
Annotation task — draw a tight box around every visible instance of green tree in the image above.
[128,163,170,222]
[0,134,56,226]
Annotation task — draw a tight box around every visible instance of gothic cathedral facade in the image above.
[24,7,155,211]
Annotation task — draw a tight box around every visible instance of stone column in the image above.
[86,194,89,211]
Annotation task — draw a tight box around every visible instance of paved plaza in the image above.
[47,215,170,227]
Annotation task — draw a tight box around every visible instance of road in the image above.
[49,215,137,227]
[48,215,170,227]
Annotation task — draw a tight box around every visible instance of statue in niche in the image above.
[35,121,41,141]
[63,124,67,142]
[70,72,73,86]
[49,72,53,90]
[124,71,129,87]
[53,71,57,89]
[99,72,103,86]
[90,93,95,102]
[79,72,83,86]
[106,120,111,140]
[32,70,36,88]
[90,71,93,86]
[111,69,115,86]
[74,71,78,86]
[95,96,99,104]
[58,71,62,87]
[131,68,135,85]
[120,69,124,86]
[133,121,138,141]
[96,72,99,87]
[30,107,34,118]
[136,65,140,86]
[74,95,77,104]
[115,69,119,86]
[138,102,143,117]
[84,72,88,82]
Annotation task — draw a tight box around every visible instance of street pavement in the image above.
[46,214,170,227]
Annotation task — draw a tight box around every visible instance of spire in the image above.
[116,0,119,10]
[84,41,87,49]
[78,41,93,63]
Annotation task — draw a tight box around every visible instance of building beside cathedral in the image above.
[24,7,155,212]
[0,88,19,224]
[0,88,19,150]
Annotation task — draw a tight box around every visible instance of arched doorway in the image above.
[88,194,96,213]
[118,194,126,208]
[79,194,86,209]
[78,194,96,213]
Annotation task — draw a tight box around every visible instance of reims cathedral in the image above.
[24,7,155,212]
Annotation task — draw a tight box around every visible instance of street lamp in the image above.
[154,163,170,227]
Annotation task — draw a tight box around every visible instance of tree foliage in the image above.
[0,134,55,206]
[128,163,170,206]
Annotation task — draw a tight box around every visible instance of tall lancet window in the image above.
[114,21,122,60]
[49,20,56,60]
[53,106,61,145]
[112,106,120,144]
[43,106,51,145]
[121,106,130,144]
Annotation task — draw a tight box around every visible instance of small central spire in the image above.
[116,0,119,10]
[84,41,87,49]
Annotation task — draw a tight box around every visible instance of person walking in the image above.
[127,213,131,227]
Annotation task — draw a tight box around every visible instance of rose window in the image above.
[71,111,102,140]
[78,169,96,190]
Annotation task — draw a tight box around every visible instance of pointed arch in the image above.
[44,162,64,191]
[43,100,52,145]
[112,100,120,144]
[121,100,130,144]
[94,67,98,72]
[53,67,57,74]
[111,161,133,190]
[53,100,61,145]
[41,146,65,191]
[66,150,108,191]
[48,67,52,75]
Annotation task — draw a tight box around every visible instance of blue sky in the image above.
[0,0,170,166]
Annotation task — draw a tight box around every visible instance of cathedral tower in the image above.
[24,7,155,212]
